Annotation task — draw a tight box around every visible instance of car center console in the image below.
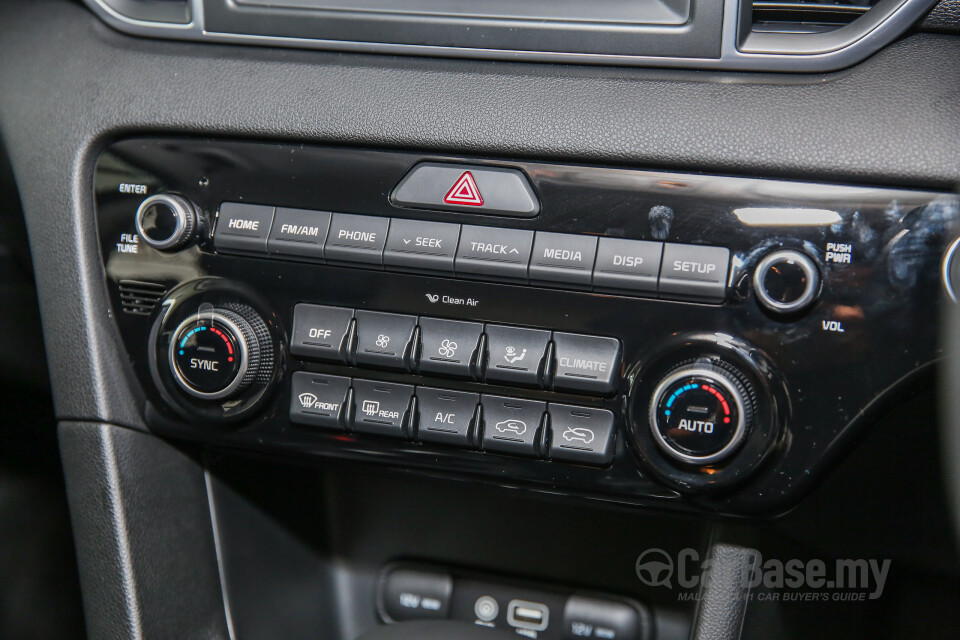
[96,137,958,516]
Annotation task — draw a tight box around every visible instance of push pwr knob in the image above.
[168,305,273,400]
[648,362,756,465]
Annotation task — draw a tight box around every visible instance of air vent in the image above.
[752,1,878,34]
[118,280,167,316]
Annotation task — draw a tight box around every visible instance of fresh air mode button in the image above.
[214,202,275,254]
[290,304,354,362]
[551,333,621,395]
[383,218,461,273]
[481,395,546,457]
[290,372,350,429]
[392,163,540,217]
[548,404,616,466]
[455,225,534,281]
[325,213,390,266]
[659,244,730,303]
[351,379,414,438]
[529,232,598,288]
[416,387,479,447]
[593,238,663,294]
[417,317,483,378]
[483,325,551,387]
[267,208,331,260]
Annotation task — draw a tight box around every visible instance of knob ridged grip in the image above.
[136,193,198,251]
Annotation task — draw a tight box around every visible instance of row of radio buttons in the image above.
[291,304,622,395]
[290,372,616,466]
[214,203,731,302]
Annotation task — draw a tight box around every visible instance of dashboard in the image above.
[1,1,959,640]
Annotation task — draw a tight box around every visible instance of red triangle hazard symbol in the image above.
[443,171,484,206]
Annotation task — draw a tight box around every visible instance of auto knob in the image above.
[648,361,756,465]
[168,304,274,400]
[135,193,201,251]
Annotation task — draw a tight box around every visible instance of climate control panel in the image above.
[96,138,958,515]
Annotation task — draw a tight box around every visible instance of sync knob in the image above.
[135,193,201,251]
[168,305,273,400]
[649,362,755,465]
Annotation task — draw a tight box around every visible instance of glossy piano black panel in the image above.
[95,137,959,515]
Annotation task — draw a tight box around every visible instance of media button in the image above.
[383,218,461,273]
[529,232,598,288]
[325,213,390,266]
[592,238,663,294]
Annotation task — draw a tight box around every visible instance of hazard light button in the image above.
[391,163,540,218]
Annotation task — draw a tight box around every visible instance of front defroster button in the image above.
[551,333,621,395]
[289,372,351,429]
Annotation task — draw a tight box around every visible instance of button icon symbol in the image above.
[474,596,499,623]
[443,171,484,207]
[298,392,318,408]
[375,334,391,349]
[438,339,458,358]
[562,426,595,445]
[503,346,527,364]
[425,294,439,303]
[494,419,527,436]
[362,400,380,416]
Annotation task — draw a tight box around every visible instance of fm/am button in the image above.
[267,208,331,260]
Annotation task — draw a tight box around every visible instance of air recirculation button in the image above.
[649,362,755,465]
[169,304,273,400]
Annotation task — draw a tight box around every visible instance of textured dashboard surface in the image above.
[0,0,958,425]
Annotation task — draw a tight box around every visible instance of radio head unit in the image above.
[96,137,958,515]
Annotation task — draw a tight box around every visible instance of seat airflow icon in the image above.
[443,171,484,207]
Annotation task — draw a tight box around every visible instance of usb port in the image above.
[507,599,550,631]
